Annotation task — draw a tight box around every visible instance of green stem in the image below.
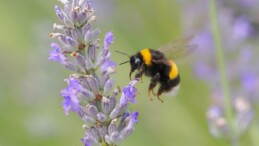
[209,0,238,145]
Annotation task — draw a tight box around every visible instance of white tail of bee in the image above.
[164,84,180,97]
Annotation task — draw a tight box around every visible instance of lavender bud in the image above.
[103,79,114,94]
[64,61,78,72]
[118,112,130,131]
[110,132,119,144]
[104,135,112,145]
[96,124,107,138]
[75,52,87,69]
[87,44,98,61]
[81,88,94,101]
[85,75,100,93]
[85,104,99,118]
[88,127,101,141]
[84,28,101,45]
[78,10,87,24]
[81,135,99,146]
[109,104,128,119]
[71,28,82,41]
[82,24,91,36]
[65,36,77,46]
[54,5,66,21]
[97,112,107,122]
[108,119,117,136]
[82,115,96,124]
[71,7,79,24]
[119,128,133,142]
[101,97,112,115]
[108,95,117,113]
[79,76,91,90]
[95,55,105,67]
[85,56,94,70]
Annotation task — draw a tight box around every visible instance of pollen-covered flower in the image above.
[49,0,140,145]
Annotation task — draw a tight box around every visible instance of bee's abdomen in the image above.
[161,74,180,91]
[167,60,179,80]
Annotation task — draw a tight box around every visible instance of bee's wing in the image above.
[157,35,198,60]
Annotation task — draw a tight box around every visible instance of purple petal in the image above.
[49,43,66,64]
[60,78,82,115]
[232,16,254,41]
[101,59,116,73]
[60,78,82,97]
[104,32,114,50]
[194,31,213,53]
[120,79,139,105]
[62,96,80,115]
[81,137,93,146]
[130,111,138,124]
[241,72,257,92]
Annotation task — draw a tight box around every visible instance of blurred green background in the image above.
[0,0,234,146]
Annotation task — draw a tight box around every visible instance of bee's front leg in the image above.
[135,72,142,80]
[135,64,144,81]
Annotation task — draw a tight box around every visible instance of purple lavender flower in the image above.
[120,79,139,105]
[104,32,114,50]
[101,58,116,74]
[49,43,66,63]
[49,0,140,145]
[181,0,259,142]
[60,78,82,115]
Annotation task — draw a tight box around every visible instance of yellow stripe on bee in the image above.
[140,48,152,66]
[168,60,178,79]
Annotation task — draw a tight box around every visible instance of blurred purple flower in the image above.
[232,16,254,41]
[181,0,259,140]
[241,72,257,93]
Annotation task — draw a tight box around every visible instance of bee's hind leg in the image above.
[157,85,165,103]
[148,73,160,101]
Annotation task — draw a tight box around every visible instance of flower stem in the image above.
[209,0,238,145]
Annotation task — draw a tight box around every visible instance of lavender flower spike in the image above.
[49,0,140,145]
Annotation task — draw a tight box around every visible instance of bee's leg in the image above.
[157,85,165,103]
[135,64,144,82]
[148,73,160,101]
[135,71,142,80]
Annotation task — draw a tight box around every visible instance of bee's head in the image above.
[129,55,142,79]
[114,50,142,80]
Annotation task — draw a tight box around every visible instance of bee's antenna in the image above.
[115,50,130,58]
[119,61,130,65]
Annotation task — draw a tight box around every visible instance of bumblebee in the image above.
[117,36,197,102]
